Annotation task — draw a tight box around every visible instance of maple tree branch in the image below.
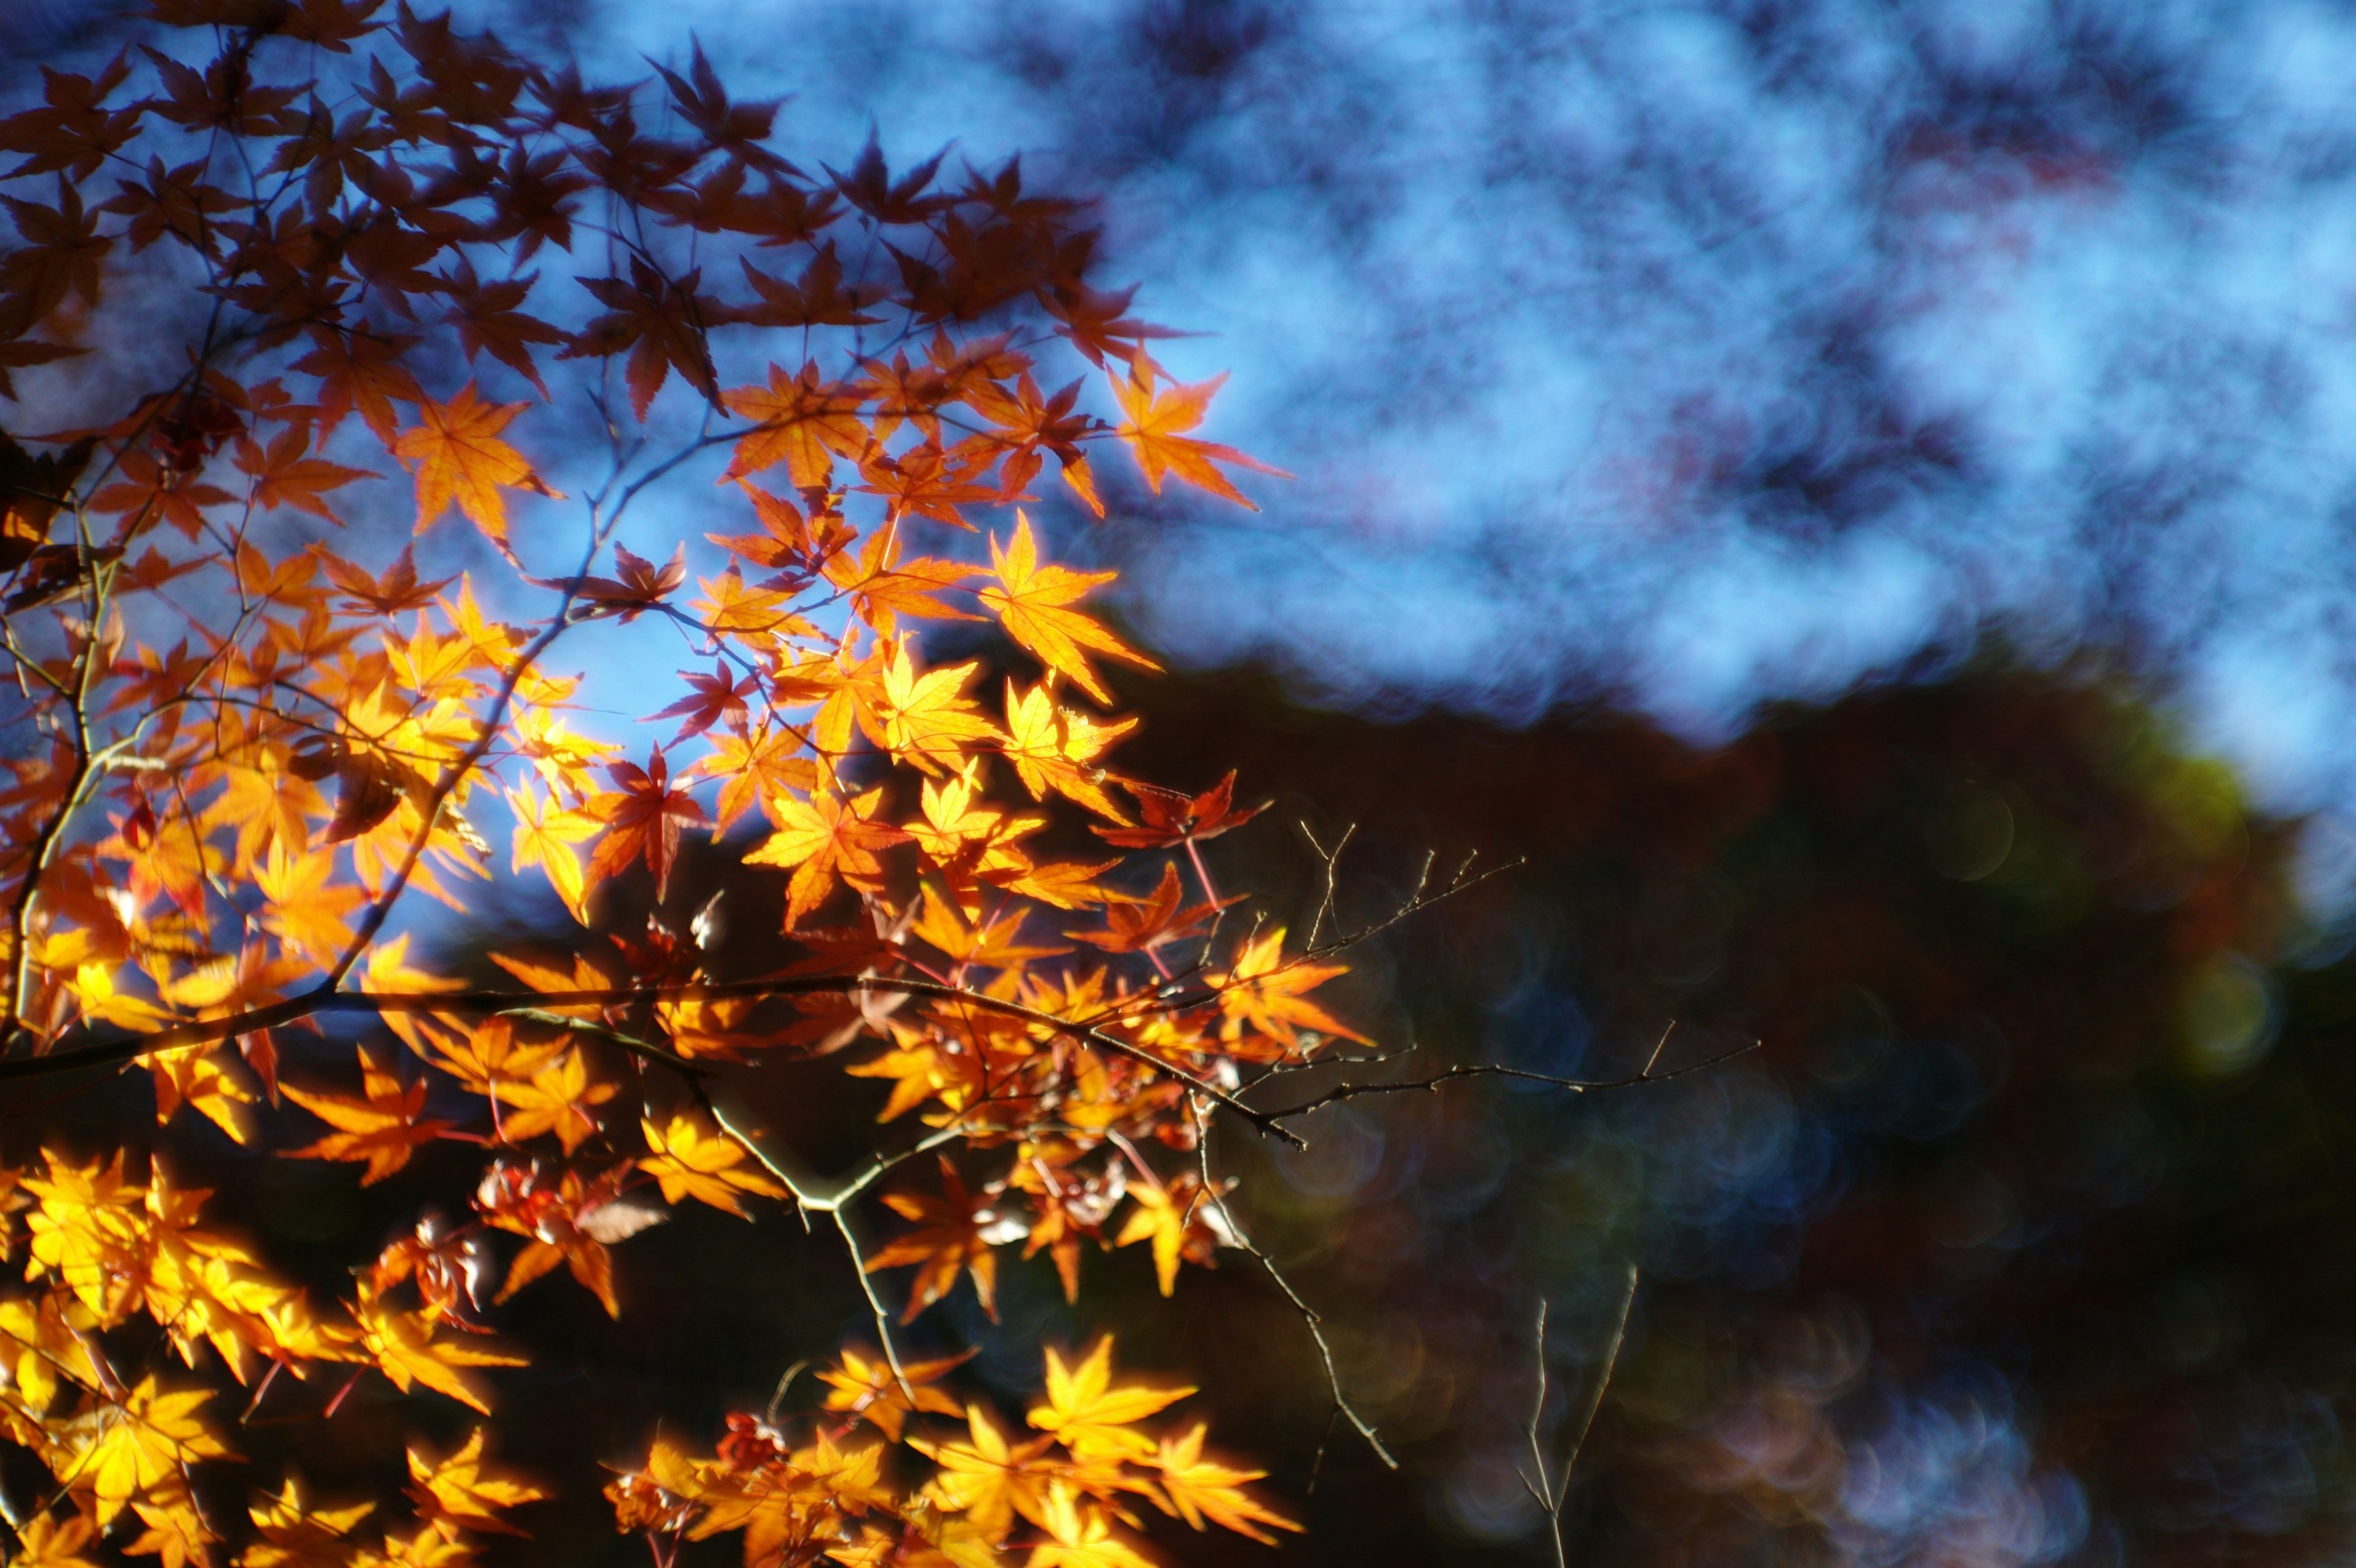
[0,975,1292,1143]
[706,1103,969,1402]
[4,547,119,1040]
[1252,1036,1757,1125]
[1190,1100,1398,1472]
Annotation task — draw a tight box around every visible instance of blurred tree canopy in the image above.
[1085,650,2334,1564]
[190,645,2323,1566]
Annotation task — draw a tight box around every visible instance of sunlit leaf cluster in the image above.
[0,2,1333,1561]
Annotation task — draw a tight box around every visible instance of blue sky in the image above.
[15,0,2351,862]
[472,0,2356,886]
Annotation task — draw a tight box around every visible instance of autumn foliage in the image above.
[0,4,1344,1562]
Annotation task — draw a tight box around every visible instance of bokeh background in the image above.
[13,0,2356,1562]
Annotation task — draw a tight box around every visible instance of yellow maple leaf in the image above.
[744,785,906,929]
[637,1115,787,1218]
[253,844,365,966]
[352,1283,525,1414]
[1027,1484,1157,1568]
[147,1045,258,1145]
[1112,1175,1233,1298]
[8,1510,102,1567]
[505,782,597,923]
[123,1494,216,1568]
[406,1429,548,1538]
[977,515,1157,706]
[815,1345,971,1442]
[70,1376,231,1525]
[912,1404,1054,1537]
[1026,1339,1191,1462]
[491,1049,615,1152]
[70,962,172,1033]
[1147,1421,1299,1543]
[241,1477,374,1568]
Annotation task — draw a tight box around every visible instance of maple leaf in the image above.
[483,1166,664,1318]
[1113,1174,1235,1298]
[438,254,560,399]
[910,885,1069,968]
[292,326,424,445]
[1003,680,1137,823]
[1030,1486,1159,1568]
[406,1429,548,1538]
[558,256,723,420]
[147,1044,259,1145]
[647,659,759,742]
[719,361,871,489]
[651,39,790,171]
[6,1510,99,1568]
[283,1052,453,1185]
[1149,1423,1299,1544]
[241,1478,374,1568]
[1094,772,1266,850]
[123,1497,215,1568]
[826,129,951,226]
[979,514,1158,705]
[1027,1339,1192,1462]
[582,749,707,902]
[1211,927,1368,1052]
[0,55,140,182]
[392,382,561,547]
[505,782,598,923]
[564,542,687,620]
[233,428,377,523]
[1110,370,1286,509]
[352,1283,525,1413]
[911,1403,1055,1536]
[867,642,1000,770]
[1068,863,1229,955]
[637,1114,787,1218]
[254,844,366,964]
[968,370,1103,517]
[1,177,112,323]
[744,785,909,929]
[736,245,880,329]
[864,1159,1023,1322]
[310,543,455,616]
[1044,280,1185,373]
[71,1377,231,1525]
[816,1345,971,1442]
[691,726,818,837]
[706,480,856,577]
[490,1049,616,1153]
[371,1216,492,1331]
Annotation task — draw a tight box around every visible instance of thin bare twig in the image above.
[1188,1098,1398,1472]
[1256,1037,1758,1125]
[1521,1265,1637,1567]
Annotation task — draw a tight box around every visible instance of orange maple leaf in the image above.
[1110,370,1286,509]
[864,1158,1023,1321]
[284,1051,454,1185]
[744,785,909,929]
[393,381,561,545]
[718,360,870,489]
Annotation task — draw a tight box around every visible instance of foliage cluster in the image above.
[0,4,1380,1564]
